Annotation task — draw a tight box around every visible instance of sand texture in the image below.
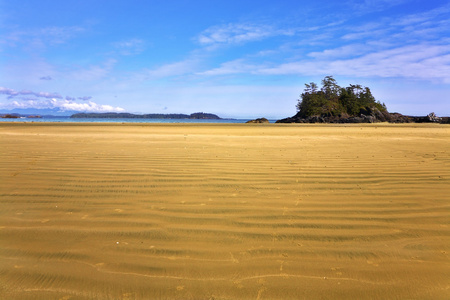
[1,123,449,299]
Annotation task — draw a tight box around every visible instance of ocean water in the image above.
[0,117,273,123]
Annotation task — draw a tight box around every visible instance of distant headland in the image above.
[1,114,42,119]
[70,112,222,119]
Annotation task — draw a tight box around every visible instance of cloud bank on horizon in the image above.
[0,87,124,113]
[0,0,449,118]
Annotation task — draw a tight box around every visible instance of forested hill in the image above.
[70,112,221,119]
[276,76,448,124]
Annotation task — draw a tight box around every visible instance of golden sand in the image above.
[0,122,449,299]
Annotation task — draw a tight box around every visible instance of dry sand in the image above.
[0,122,449,299]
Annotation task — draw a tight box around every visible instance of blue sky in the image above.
[0,0,449,118]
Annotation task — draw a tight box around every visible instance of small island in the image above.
[276,76,449,124]
[70,112,222,120]
[1,114,20,119]
[246,118,270,124]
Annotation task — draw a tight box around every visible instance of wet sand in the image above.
[1,122,449,299]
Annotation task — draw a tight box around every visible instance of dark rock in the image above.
[440,117,450,124]
[426,112,442,123]
[246,118,270,124]
[189,112,221,119]
[276,109,449,124]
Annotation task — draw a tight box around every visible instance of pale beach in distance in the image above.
[1,122,449,299]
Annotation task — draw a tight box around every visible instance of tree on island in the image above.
[296,76,387,118]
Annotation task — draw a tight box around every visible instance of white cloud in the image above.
[0,87,124,112]
[3,98,124,113]
[54,99,124,112]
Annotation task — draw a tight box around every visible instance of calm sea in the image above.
[0,117,274,123]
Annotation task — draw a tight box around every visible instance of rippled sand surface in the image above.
[1,123,449,299]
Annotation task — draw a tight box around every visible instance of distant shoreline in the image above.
[70,112,224,120]
[1,111,448,124]
[0,116,255,124]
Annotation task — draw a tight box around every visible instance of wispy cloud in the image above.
[138,59,200,80]
[39,26,85,45]
[307,44,371,59]
[258,43,450,83]
[341,22,387,41]
[68,59,117,81]
[78,96,92,101]
[198,41,450,83]
[1,25,85,51]
[392,2,450,26]
[196,59,258,76]
[113,38,145,55]
[0,87,63,99]
[196,3,450,84]
[342,3,450,43]
[197,23,294,48]
[349,0,410,14]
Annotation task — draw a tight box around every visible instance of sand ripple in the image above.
[1,123,449,299]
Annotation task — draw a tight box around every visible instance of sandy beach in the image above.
[0,122,449,299]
